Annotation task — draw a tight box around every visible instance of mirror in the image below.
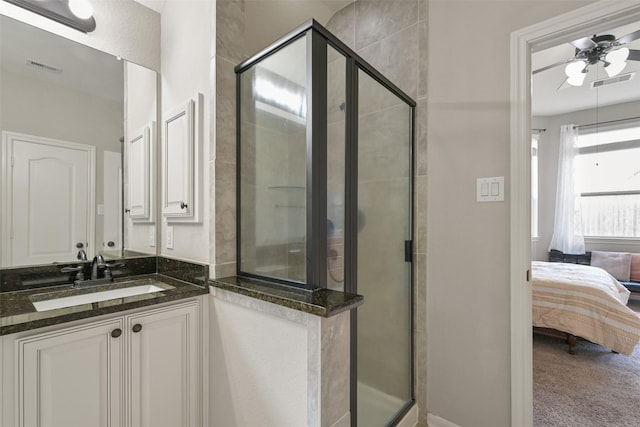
[0,15,158,268]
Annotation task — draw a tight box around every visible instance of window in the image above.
[531,133,539,238]
[576,125,640,238]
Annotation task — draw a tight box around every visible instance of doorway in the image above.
[510,2,640,426]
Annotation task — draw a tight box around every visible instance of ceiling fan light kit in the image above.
[534,29,640,88]
[604,47,630,78]
[565,60,587,86]
[605,60,627,78]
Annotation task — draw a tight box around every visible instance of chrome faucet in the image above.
[77,249,87,261]
[90,254,106,279]
[64,255,124,288]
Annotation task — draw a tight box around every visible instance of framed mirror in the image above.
[0,14,158,268]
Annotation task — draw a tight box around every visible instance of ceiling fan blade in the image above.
[616,29,640,45]
[532,58,574,75]
[569,36,597,50]
[627,49,640,61]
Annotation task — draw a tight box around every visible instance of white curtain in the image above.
[549,124,585,254]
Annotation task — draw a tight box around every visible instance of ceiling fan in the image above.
[532,29,640,86]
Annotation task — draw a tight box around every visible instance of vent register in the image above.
[26,59,63,74]
[591,71,635,88]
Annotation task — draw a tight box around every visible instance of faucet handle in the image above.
[61,265,84,273]
[103,262,125,279]
[61,265,85,282]
[105,262,125,268]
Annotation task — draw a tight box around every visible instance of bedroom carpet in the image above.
[533,298,640,427]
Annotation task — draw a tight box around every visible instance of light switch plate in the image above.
[166,226,174,249]
[149,226,156,247]
[477,176,504,202]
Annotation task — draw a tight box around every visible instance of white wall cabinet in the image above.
[162,99,196,221]
[128,124,154,221]
[1,299,201,427]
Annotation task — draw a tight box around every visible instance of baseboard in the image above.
[427,413,461,427]
[396,405,419,427]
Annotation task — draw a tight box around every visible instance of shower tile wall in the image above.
[213,0,247,279]
[326,0,428,424]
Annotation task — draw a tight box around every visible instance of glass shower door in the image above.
[356,69,413,426]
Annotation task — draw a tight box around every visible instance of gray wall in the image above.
[427,1,594,426]
[533,99,640,261]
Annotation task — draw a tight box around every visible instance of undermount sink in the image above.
[31,283,168,312]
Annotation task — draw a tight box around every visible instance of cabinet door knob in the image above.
[180,201,188,209]
[132,324,143,333]
[111,328,122,338]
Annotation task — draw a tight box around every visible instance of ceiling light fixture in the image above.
[564,60,587,86]
[4,0,96,33]
[604,47,629,78]
[533,30,640,88]
[68,0,94,20]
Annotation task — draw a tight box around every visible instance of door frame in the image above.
[1,131,96,266]
[510,1,640,425]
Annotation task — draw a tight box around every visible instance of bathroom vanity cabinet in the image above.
[0,298,202,427]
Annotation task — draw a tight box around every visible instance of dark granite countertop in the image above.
[0,274,208,335]
[210,276,364,317]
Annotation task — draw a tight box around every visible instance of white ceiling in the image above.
[532,20,640,117]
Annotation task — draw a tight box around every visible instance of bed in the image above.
[532,261,640,355]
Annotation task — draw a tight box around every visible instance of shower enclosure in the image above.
[235,20,415,426]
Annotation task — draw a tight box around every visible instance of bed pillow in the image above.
[591,251,632,282]
[630,254,640,283]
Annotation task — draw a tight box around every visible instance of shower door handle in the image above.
[404,240,413,263]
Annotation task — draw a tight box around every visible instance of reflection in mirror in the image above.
[0,15,158,268]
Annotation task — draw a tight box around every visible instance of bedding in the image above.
[590,250,632,281]
[532,261,640,355]
[631,254,640,283]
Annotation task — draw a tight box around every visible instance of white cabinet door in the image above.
[127,125,151,221]
[127,301,200,427]
[17,318,124,427]
[162,100,195,219]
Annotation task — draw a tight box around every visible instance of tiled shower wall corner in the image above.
[212,0,246,279]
